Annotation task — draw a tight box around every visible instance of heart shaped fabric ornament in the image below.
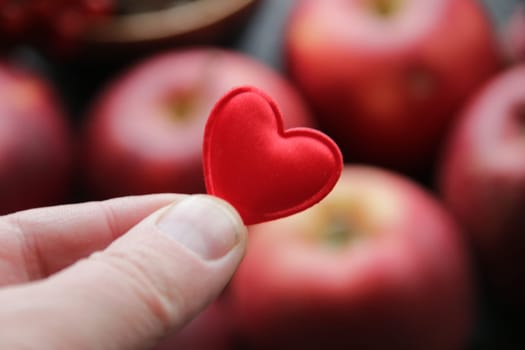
[203,86,343,225]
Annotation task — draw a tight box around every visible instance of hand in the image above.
[0,194,247,349]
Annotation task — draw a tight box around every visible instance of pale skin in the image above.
[0,194,248,349]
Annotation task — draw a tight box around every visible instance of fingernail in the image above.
[156,195,245,260]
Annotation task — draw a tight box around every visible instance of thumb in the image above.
[0,195,247,350]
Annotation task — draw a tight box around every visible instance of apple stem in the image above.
[323,216,356,249]
[367,0,401,18]
[167,92,197,121]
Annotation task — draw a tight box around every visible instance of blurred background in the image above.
[1,0,525,349]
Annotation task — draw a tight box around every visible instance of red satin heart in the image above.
[203,86,343,225]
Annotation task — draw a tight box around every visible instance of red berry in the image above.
[0,0,115,54]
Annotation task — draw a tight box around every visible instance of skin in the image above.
[0,193,247,350]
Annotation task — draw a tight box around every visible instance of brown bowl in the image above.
[80,0,259,57]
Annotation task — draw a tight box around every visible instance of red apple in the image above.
[438,65,525,305]
[504,3,525,64]
[229,166,474,350]
[0,62,72,215]
[285,0,502,174]
[82,48,314,199]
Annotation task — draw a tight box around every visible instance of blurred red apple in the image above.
[438,65,525,305]
[229,166,474,350]
[285,0,501,174]
[82,48,314,199]
[504,3,525,64]
[0,62,72,215]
